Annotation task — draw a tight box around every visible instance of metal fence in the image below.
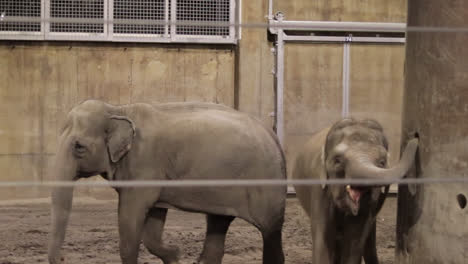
[0,0,237,43]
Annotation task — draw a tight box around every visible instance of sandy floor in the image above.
[0,197,397,264]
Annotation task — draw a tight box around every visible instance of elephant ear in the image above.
[320,146,328,189]
[107,115,136,163]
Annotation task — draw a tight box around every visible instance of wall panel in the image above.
[284,43,343,177]
[349,44,406,165]
[0,43,234,199]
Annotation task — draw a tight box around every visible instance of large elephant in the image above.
[48,100,286,264]
[292,118,418,264]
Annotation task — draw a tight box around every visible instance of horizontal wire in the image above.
[0,177,467,188]
[1,17,468,33]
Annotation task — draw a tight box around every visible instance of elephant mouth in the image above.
[77,170,100,178]
[345,185,371,215]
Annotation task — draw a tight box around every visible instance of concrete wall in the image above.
[0,0,408,199]
[274,0,406,22]
[0,43,234,199]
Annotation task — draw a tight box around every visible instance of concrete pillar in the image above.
[396,1,468,263]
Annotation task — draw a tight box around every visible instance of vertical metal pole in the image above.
[40,0,45,39]
[276,28,285,146]
[229,0,235,39]
[164,0,169,38]
[341,36,351,118]
[107,0,112,40]
[44,0,50,40]
[170,0,176,41]
[268,0,273,19]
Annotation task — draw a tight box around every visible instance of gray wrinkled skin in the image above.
[48,100,286,264]
[292,118,418,264]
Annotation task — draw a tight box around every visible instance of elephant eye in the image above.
[333,156,343,165]
[377,159,386,168]
[74,141,87,152]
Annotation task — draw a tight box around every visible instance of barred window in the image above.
[49,0,105,33]
[0,0,41,33]
[113,0,167,35]
[176,0,230,36]
[0,0,237,43]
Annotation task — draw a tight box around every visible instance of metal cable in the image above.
[1,17,468,33]
[0,177,467,188]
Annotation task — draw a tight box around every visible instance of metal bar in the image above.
[283,35,347,42]
[112,36,237,44]
[342,40,350,118]
[45,33,109,41]
[283,34,406,44]
[0,177,467,188]
[352,36,405,43]
[170,0,176,41]
[229,0,236,39]
[44,0,50,39]
[164,0,169,38]
[106,0,112,40]
[237,0,242,39]
[268,0,273,19]
[30,34,237,44]
[276,29,285,146]
[40,0,45,39]
[274,20,406,32]
[0,32,44,40]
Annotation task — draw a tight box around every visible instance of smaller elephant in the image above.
[292,118,418,264]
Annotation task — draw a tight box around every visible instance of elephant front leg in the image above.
[118,189,156,264]
[312,221,336,264]
[363,221,379,264]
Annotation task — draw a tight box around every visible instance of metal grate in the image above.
[113,0,168,35]
[176,0,230,36]
[0,0,237,43]
[0,0,41,32]
[50,0,104,33]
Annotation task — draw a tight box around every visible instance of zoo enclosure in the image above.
[0,0,468,263]
[0,0,410,199]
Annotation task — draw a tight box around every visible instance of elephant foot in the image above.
[152,246,180,264]
[48,255,65,264]
[197,258,220,264]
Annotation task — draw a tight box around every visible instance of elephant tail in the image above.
[262,121,287,180]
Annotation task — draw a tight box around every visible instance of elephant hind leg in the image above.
[143,207,180,264]
[363,221,379,264]
[198,214,235,264]
[258,215,285,264]
[260,227,285,264]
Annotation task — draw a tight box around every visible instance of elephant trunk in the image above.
[48,142,77,264]
[345,138,419,183]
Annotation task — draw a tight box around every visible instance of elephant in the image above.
[292,118,418,264]
[48,99,286,264]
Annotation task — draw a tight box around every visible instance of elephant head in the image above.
[321,118,418,216]
[48,100,135,263]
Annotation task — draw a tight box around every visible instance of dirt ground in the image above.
[0,196,397,264]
